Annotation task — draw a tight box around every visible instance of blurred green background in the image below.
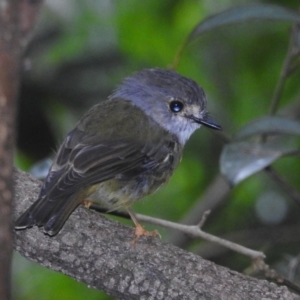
[13,0,300,299]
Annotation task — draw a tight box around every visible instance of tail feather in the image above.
[43,196,80,235]
[15,195,80,236]
[15,197,52,229]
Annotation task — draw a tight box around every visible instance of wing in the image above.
[15,128,176,234]
[44,135,157,201]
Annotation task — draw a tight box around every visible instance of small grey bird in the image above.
[15,68,221,236]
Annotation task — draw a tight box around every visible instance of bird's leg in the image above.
[82,199,93,208]
[126,207,160,241]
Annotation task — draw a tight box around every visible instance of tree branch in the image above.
[167,174,231,247]
[13,169,300,300]
[0,1,43,299]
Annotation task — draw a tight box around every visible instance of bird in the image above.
[15,68,221,237]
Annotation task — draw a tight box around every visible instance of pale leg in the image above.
[126,207,160,240]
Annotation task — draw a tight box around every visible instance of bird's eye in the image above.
[169,100,184,113]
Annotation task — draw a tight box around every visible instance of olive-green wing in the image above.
[15,127,170,235]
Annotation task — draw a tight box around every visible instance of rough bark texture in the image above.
[0,1,43,299]
[0,8,19,300]
[13,169,300,300]
[0,55,15,300]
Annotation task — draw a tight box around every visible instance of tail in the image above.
[15,194,80,236]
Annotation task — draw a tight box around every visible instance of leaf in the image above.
[220,141,297,185]
[188,4,300,42]
[235,116,300,140]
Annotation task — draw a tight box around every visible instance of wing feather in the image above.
[43,136,157,201]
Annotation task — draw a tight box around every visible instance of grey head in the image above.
[111,68,221,145]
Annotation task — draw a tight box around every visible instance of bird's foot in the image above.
[82,200,93,208]
[131,223,160,245]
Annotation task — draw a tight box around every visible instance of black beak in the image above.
[189,114,222,130]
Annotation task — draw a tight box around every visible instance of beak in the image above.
[189,114,222,130]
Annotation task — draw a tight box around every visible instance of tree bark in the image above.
[0,1,43,299]
[13,169,300,300]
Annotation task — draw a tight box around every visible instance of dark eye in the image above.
[169,100,184,113]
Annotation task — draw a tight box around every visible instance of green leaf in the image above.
[235,116,300,140]
[220,141,297,185]
[188,4,300,42]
